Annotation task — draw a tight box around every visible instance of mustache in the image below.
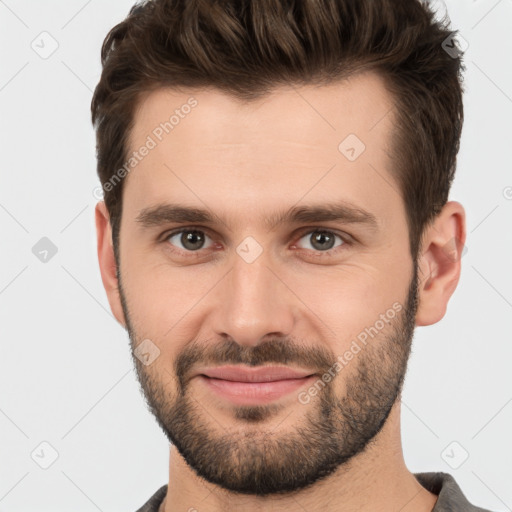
[174,337,336,387]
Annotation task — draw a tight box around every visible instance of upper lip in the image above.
[195,365,316,382]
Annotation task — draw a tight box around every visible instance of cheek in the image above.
[290,262,407,320]
[280,263,410,363]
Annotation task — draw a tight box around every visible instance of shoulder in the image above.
[134,484,168,512]
[415,472,495,512]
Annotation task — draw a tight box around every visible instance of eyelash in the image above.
[161,226,353,260]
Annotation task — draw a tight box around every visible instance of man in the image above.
[91,0,492,510]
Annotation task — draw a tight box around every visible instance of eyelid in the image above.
[293,226,354,244]
[161,226,215,242]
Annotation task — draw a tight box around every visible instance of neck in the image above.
[160,400,438,512]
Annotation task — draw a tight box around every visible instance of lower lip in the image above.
[197,374,316,405]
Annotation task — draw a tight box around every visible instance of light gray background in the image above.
[0,0,511,510]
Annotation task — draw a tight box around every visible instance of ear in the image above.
[95,201,127,328]
[415,201,466,326]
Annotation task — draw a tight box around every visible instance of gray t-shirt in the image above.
[135,472,494,511]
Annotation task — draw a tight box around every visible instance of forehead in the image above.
[124,71,401,227]
[130,70,395,151]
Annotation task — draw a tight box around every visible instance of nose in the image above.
[210,249,296,347]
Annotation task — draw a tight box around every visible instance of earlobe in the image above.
[415,201,466,327]
[95,201,127,328]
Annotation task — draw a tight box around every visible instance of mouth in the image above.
[194,365,318,405]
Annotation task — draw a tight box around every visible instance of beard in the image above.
[119,263,419,496]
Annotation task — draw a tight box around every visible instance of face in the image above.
[116,72,418,495]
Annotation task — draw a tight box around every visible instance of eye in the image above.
[165,228,215,252]
[161,227,350,260]
[293,229,347,255]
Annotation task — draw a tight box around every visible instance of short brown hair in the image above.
[91,0,465,262]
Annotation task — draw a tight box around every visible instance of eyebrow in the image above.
[135,201,379,233]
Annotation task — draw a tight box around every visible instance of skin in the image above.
[96,71,466,511]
